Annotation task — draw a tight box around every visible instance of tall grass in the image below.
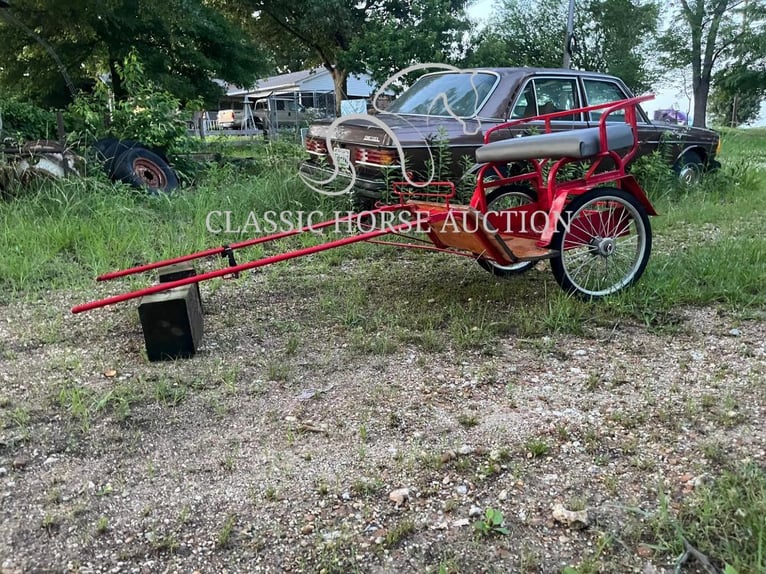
[0,142,347,296]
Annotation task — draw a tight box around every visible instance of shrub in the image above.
[0,98,57,143]
[67,49,194,152]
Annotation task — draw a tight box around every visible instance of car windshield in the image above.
[386,72,497,118]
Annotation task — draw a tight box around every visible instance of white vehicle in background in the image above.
[217,98,307,131]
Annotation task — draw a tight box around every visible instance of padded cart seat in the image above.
[475,124,634,163]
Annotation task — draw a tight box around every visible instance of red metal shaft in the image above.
[72,220,414,314]
[96,205,403,282]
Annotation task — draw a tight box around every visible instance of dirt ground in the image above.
[0,255,764,573]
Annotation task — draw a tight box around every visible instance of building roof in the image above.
[226,67,331,98]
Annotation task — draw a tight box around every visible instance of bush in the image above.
[0,98,57,143]
[67,50,193,152]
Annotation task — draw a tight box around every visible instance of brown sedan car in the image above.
[299,68,721,208]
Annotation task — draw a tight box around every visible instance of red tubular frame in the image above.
[95,205,404,282]
[72,219,414,314]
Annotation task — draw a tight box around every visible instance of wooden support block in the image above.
[138,285,203,362]
[158,263,202,313]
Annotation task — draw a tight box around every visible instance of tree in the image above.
[0,0,267,108]
[709,65,766,125]
[230,0,470,115]
[657,0,765,128]
[465,0,660,94]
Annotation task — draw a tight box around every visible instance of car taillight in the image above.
[716,137,722,156]
[354,147,397,166]
[305,137,328,156]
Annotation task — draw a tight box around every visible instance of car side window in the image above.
[510,78,582,121]
[583,80,627,123]
[511,83,537,119]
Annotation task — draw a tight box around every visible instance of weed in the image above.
[219,455,236,473]
[217,513,237,549]
[41,513,61,534]
[95,515,109,535]
[384,519,416,547]
[178,504,191,525]
[351,478,383,497]
[152,532,180,554]
[525,438,550,458]
[457,414,479,429]
[286,334,300,356]
[473,508,509,537]
[264,486,278,501]
[265,361,291,382]
[9,406,30,429]
[153,378,186,406]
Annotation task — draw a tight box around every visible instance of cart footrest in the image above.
[407,201,517,264]
[501,236,558,261]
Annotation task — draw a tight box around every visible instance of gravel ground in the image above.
[0,256,764,573]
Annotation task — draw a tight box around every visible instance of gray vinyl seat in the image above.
[475,124,634,163]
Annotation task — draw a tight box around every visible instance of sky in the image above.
[465,0,766,127]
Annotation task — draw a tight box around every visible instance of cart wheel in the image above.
[550,188,651,299]
[477,185,537,277]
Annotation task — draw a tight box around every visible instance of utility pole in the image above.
[562,0,576,68]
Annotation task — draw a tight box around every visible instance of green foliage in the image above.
[465,0,659,93]
[473,508,509,536]
[0,98,57,143]
[67,50,189,151]
[651,463,766,574]
[0,0,266,108]
[709,65,766,127]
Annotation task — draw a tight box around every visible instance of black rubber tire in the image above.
[550,188,651,299]
[674,150,704,186]
[112,148,179,194]
[93,137,124,175]
[477,185,538,277]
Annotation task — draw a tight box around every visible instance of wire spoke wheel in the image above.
[550,188,651,299]
[477,184,538,277]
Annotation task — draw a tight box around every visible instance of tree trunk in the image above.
[331,67,349,117]
[693,78,710,127]
[109,56,125,101]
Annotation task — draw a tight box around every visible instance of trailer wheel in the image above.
[112,148,178,194]
[550,188,651,299]
[477,185,538,277]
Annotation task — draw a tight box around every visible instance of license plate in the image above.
[333,147,351,173]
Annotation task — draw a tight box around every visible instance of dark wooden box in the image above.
[138,285,203,362]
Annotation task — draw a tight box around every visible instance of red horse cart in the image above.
[73,96,655,318]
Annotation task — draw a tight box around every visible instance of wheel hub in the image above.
[589,237,616,257]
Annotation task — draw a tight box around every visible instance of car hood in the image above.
[306,113,489,148]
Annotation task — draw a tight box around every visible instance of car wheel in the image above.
[550,188,651,299]
[477,185,538,277]
[674,150,704,186]
[112,148,179,194]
